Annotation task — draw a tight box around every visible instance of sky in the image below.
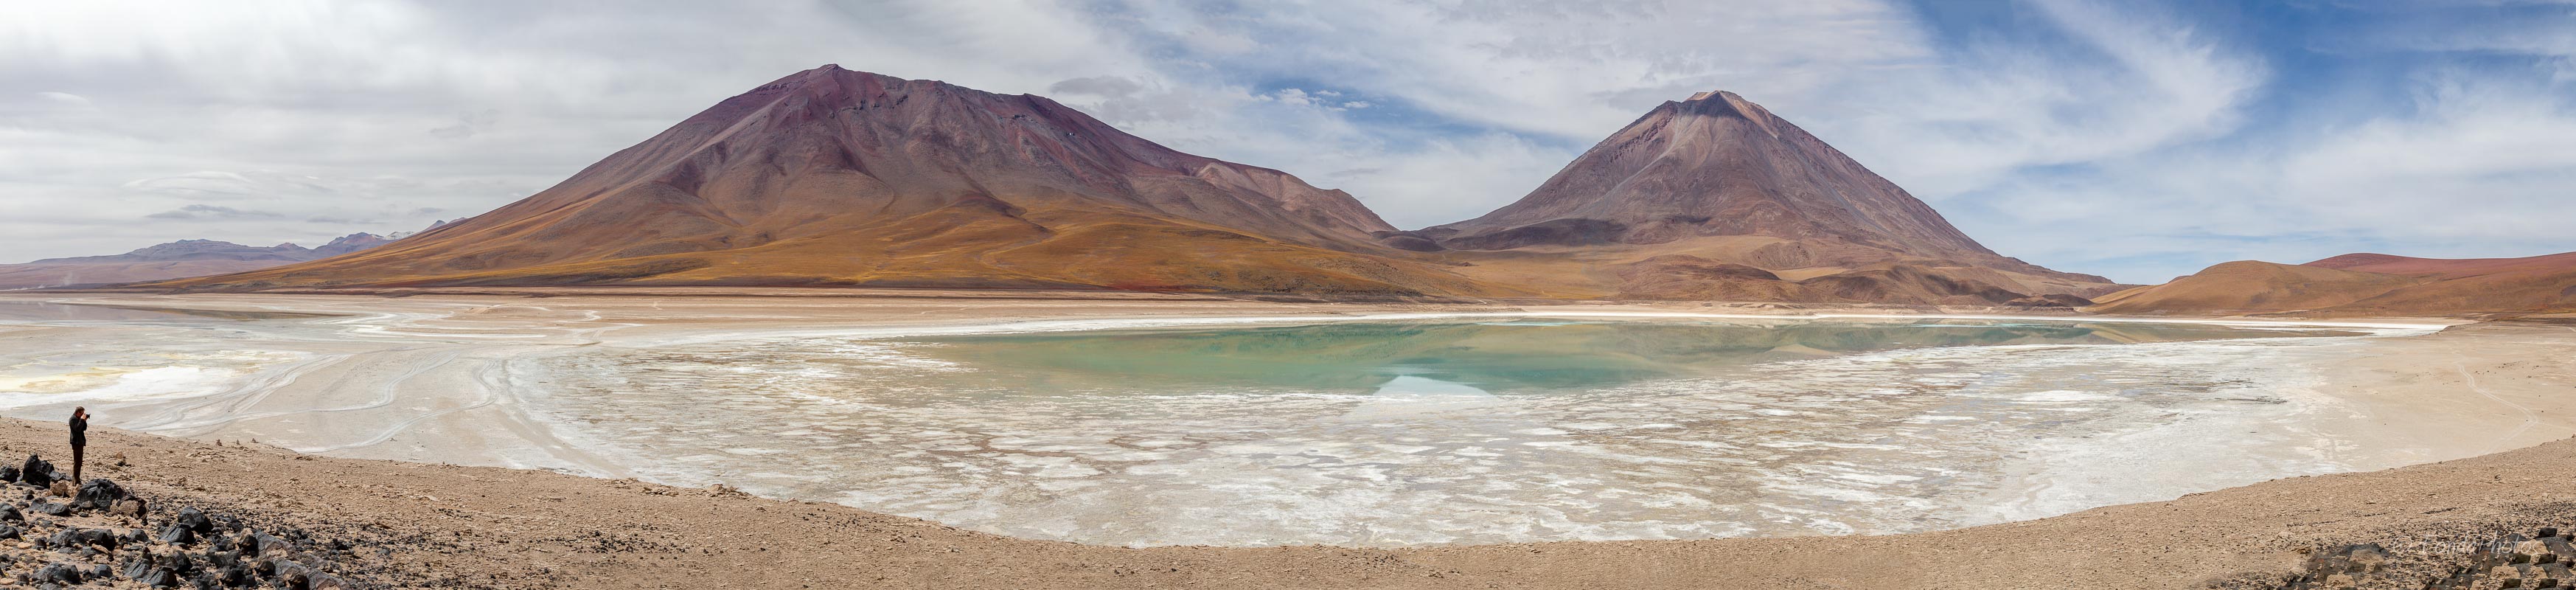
[3,1,2572,284]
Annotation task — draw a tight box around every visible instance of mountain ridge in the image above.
[2091,251,2576,316]
[1,232,397,290]
[138,66,2119,305]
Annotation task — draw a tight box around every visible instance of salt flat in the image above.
[5,291,2555,554]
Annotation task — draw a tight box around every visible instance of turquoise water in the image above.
[899,319,2360,395]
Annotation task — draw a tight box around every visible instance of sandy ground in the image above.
[1,291,2571,588]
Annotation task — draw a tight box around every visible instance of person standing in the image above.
[68,406,88,483]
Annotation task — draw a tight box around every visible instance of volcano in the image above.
[148,66,1490,296]
[1391,91,2117,302]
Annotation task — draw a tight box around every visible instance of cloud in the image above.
[428,109,500,139]
[1811,0,2271,199]
[121,171,262,197]
[147,204,283,219]
[2278,76,2576,244]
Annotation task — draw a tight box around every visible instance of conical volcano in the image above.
[150,66,1490,296]
[1432,91,1994,259]
[1404,90,2116,301]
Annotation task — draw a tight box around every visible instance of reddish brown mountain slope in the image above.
[1398,90,2117,302]
[2306,251,2576,279]
[2092,251,2576,316]
[147,66,1491,296]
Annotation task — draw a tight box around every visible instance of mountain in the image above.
[1386,91,2119,303]
[2089,251,2576,316]
[145,66,1491,296]
[0,233,395,290]
[137,68,2112,306]
[312,232,395,257]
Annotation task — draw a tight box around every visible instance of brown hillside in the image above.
[2307,251,2576,279]
[2086,261,2421,315]
[2095,251,2576,316]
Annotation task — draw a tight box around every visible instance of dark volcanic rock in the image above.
[74,478,130,510]
[174,507,214,534]
[18,454,53,488]
[72,527,120,550]
[28,560,83,584]
[156,524,196,545]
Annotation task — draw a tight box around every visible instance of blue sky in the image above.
[4,1,2572,283]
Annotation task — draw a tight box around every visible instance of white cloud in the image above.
[2279,77,2576,245]
[1809,0,2270,199]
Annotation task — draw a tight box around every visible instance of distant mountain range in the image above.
[2093,251,2576,316]
[0,232,399,290]
[130,65,2122,306]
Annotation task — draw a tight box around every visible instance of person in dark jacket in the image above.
[68,406,88,483]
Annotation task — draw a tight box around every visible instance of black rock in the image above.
[136,568,181,588]
[0,465,18,483]
[203,551,240,569]
[83,563,111,581]
[0,524,18,540]
[2545,527,2563,538]
[18,455,53,488]
[122,554,156,581]
[215,564,250,587]
[157,524,197,545]
[162,550,201,576]
[29,502,70,517]
[176,507,215,533]
[0,504,21,521]
[73,478,128,511]
[73,527,119,550]
[30,561,83,584]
